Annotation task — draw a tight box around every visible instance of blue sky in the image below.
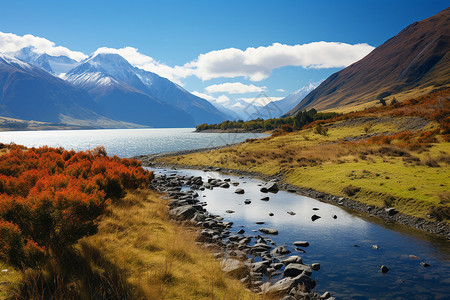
[0,0,448,108]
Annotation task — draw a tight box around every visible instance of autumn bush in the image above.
[0,146,151,268]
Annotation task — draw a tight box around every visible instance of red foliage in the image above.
[0,146,151,267]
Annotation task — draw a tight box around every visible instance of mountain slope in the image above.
[65,53,195,127]
[288,8,450,115]
[0,53,140,128]
[13,47,79,75]
[66,53,229,125]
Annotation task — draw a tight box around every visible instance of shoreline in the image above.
[133,147,450,240]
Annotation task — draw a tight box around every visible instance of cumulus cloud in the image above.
[0,32,87,61]
[205,82,266,94]
[188,42,374,81]
[90,41,374,83]
[191,91,216,101]
[93,46,194,84]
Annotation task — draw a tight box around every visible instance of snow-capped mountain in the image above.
[13,47,79,75]
[65,53,230,125]
[0,53,138,128]
[262,83,318,118]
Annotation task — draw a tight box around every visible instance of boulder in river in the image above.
[380,265,389,273]
[284,263,313,277]
[271,246,291,256]
[281,255,303,265]
[244,199,251,204]
[226,210,235,214]
[261,196,270,201]
[311,214,321,221]
[235,188,245,194]
[169,205,198,220]
[259,228,278,235]
[260,181,279,193]
[287,211,296,215]
[264,273,316,294]
[293,241,309,247]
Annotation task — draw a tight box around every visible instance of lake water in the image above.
[1,128,448,299]
[0,128,267,157]
[152,168,450,300]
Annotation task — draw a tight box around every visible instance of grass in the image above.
[158,115,450,223]
[4,190,261,299]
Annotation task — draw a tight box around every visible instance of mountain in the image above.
[65,53,229,125]
[288,8,450,115]
[0,53,139,128]
[64,53,195,127]
[257,83,317,118]
[13,47,79,75]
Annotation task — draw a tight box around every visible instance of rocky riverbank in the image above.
[151,172,333,299]
[134,151,450,240]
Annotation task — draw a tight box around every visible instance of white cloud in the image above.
[90,41,374,84]
[191,91,216,101]
[0,32,87,61]
[276,88,286,92]
[205,82,266,94]
[93,46,193,85]
[216,95,231,104]
[188,42,374,81]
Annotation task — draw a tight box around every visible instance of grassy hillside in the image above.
[159,89,450,223]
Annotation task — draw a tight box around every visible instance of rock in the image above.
[269,212,274,216]
[232,182,239,186]
[265,273,316,294]
[256,221,265,225]
[284,263,313,277]
[312,207,319,210]
[237,229,245,234]
[409,254,419,259]
[311,263,321,271]
[293,241,309,247]
[235,188,245,194]
[281,255,303,265]
[287,211,296,215]
[259,228,278,235]
[380,265,389,273]
[385,207,398,216]
[221,259,248,278]
[260,181,279,193]
[261,196,270,201]
[169,205,197,220]
[420,262,431,267]
[287,189,296,193]
[332,215,337,219]
[244,199,251,204]
[251,260,270,273]
[311,214,321,221]
[224,178,231,182]
[321,291,331,299]
[371,245,379,250]
[226,210,235,214]
[271,246,291,256]
[220,182,230,188]
[281,296,296,300]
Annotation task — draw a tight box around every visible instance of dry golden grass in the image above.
[159,117,450,223]
[81,189,259,300]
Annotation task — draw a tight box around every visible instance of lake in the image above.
[0,128,268,157]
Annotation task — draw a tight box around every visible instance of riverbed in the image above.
[151,167,450,299]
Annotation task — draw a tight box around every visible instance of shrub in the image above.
[0,145,152,268]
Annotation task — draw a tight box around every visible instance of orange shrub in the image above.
[0,146,152,268]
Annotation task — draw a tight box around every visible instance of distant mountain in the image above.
[288,8,450,115]
[0,53,139,128]
[13,47,79,75]
[65,53,229,125]
[64,53,195,127]
[256,83,317,118]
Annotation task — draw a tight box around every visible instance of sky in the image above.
[0,0,448,110]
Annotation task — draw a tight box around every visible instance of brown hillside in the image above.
[288,7,450,114]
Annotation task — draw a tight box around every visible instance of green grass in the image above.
[159,116,449,223]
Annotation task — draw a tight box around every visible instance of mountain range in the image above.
[288,7,450,115]
[0,49,230,128]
